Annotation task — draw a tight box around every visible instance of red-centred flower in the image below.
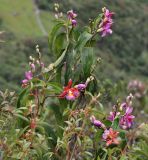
[102,128,119,146]
[59,80,87,101]
[59,79,80,101]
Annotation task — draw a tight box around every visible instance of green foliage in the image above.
[0,2,148,160]
[1,0,148,91]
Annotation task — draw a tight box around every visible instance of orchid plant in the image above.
[0,5,147,160]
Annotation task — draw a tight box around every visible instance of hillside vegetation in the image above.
[0,0,148,91]
[0,0,54,37]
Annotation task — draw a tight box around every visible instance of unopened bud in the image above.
[36,48,39,53]
[55,14,58,19]
[54,3,59,8]
[97,57,101,63]
[85,76,94,86]
[54,69,56,74]
[36,45,39,49]
[48,63,54,70]
[59,12,63,17]
[126,93,133,106]
[102,7,106,12]
[36,60,40,65]
[55,7,58,12]
[29,56,33,61]
[30,63,35,70]
[97,28,103,33]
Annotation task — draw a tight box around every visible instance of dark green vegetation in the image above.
[0,1,148,159]
[0,0,148,91]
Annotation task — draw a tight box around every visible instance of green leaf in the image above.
[37,121,57,146]
[46,82,62,92]
[64,49,76,84]
[112,117,119,129]
[31,78,46,87]
[14,113,29,122]
[103,120,112,128]
[48,104,63,126]
[17,126,29,138]
[93,14,103,29]
[84,151,93,157]
[53,32,67,58]
[44,44,69,73]
[81,47,94,78]
[95,129,104,142]
[97,156,101,160]
[48,21,65,53]
[119,155,128,160]
[17,88,28,108]
[75,31,92,52]
[54,45,68,67]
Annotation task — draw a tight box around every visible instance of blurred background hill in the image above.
[0,0,148,91]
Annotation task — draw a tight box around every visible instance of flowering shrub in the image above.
[0,6,148,160]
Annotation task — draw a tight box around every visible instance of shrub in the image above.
[0,6,147,160]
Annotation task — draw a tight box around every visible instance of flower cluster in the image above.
[54,3,63,19]
[90,94,135,146]
[59,79,87,101]
[119,106,135,129]
[90,115,119,146]
[99,7,114,37]
[21,49,45,87]
[108,94,135,130]
[67,10,77,27]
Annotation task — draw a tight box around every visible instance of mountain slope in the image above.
[0,0,54,38]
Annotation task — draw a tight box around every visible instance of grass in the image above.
[0,0,54,38]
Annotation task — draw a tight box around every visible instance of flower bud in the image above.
[55,14,58,19]
[30,63,35,71]
[29,56,33,61]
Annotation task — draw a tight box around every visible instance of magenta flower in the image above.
[104,8,114,19]
[71,19,77,27]
[101,23,113,37]
[90,116,105,128]
[119,107,135,129]
[25,71,33,80]
[120,102,128,110]
[67,10,77,27]
[99,7,114,37]
[108,111,120,122]
[30,63,35,70]
[22,71,33,86]
[75,83,87,92]
[102,128,119,146]
[22,79,28,84]
[67,10,77,19]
